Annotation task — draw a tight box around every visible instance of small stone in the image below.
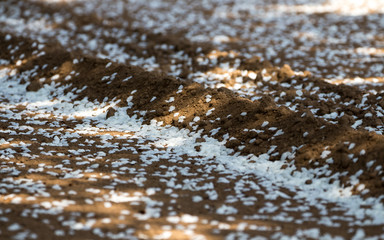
[195,138,206,143]
[26,81,42,91]
[106,107,116,119]
[194,145,201,152]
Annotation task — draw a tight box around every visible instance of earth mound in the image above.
[4,32,383,198]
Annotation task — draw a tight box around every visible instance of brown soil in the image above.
[5,32,383,199]
[1,0,384,239]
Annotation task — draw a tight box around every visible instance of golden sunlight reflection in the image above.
[326,77,384,85]
[278,0,384,16]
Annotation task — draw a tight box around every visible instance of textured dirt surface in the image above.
[1,0,384,239]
